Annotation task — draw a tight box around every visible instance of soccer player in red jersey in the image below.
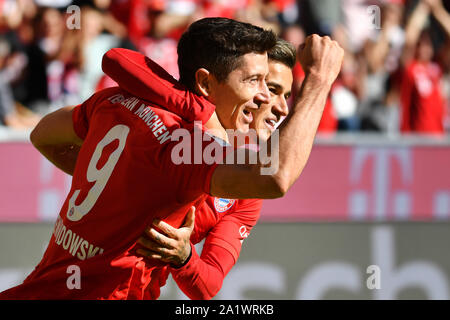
[0,18,274,300]
[400,0,449,134]
[0,18,343,299]
[400,31,446,133]
[101,40,295,299]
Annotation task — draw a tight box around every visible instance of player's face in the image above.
[208,52,271,133]
[417,34,434,63]
[250,61,292,141]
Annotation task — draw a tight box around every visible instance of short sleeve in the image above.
[72,89,113,140]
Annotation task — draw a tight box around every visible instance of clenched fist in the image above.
[297,34,345,86]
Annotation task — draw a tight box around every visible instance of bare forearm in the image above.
[432,5,450,38]
[405,1,430,47]
[153,14,191,38]
[261,35,343,195]
[365,31,390,72]
[272,73,332,191]
[210,74,332,199]
[402,1,431,66]
[211,35,343,199]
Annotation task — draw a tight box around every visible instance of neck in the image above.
[204,112,229,143]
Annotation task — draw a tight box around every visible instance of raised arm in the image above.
[102,48,215,124]
[103,37,343,200]
[210,35,344,199]
[402,0,431,65]
[426,0,450,38]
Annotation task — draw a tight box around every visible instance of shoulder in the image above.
[84,87,126,107]
[104,88,190,134]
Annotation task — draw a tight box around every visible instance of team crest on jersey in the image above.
[214,198,236,213]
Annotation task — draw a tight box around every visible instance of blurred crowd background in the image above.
[0,0,449,135]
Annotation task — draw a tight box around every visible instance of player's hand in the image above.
[136,206,196,268]
[297,34,344,86]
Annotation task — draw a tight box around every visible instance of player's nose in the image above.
[255,81,271,105]
[273,96,289,119]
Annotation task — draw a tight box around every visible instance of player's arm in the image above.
[401,0,430,66]
[138,201,261,300]
[169,242,235,300]
[30,106,83,175]
[426,0,450,38]
[171,204,259,300]
[210,35,344,199]
[102,48,215,124]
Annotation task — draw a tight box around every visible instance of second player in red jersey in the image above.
[143,197,263,299]
[400,59,446,133]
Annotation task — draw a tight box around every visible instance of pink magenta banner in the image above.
[261,145,450,221]
[1,142,450,222]
[0,143,71,222]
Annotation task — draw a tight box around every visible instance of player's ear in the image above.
[195,68,213,97]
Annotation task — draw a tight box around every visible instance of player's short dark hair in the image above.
[268,39,297,70]
[177,17,277,91]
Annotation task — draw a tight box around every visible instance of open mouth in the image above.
[242,109,253,124]
[264,118,277,131]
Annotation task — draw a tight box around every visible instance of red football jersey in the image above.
[0,87,221,300]
[144,197,262,300]
[400,60,446,133]
[101,48,264,300]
